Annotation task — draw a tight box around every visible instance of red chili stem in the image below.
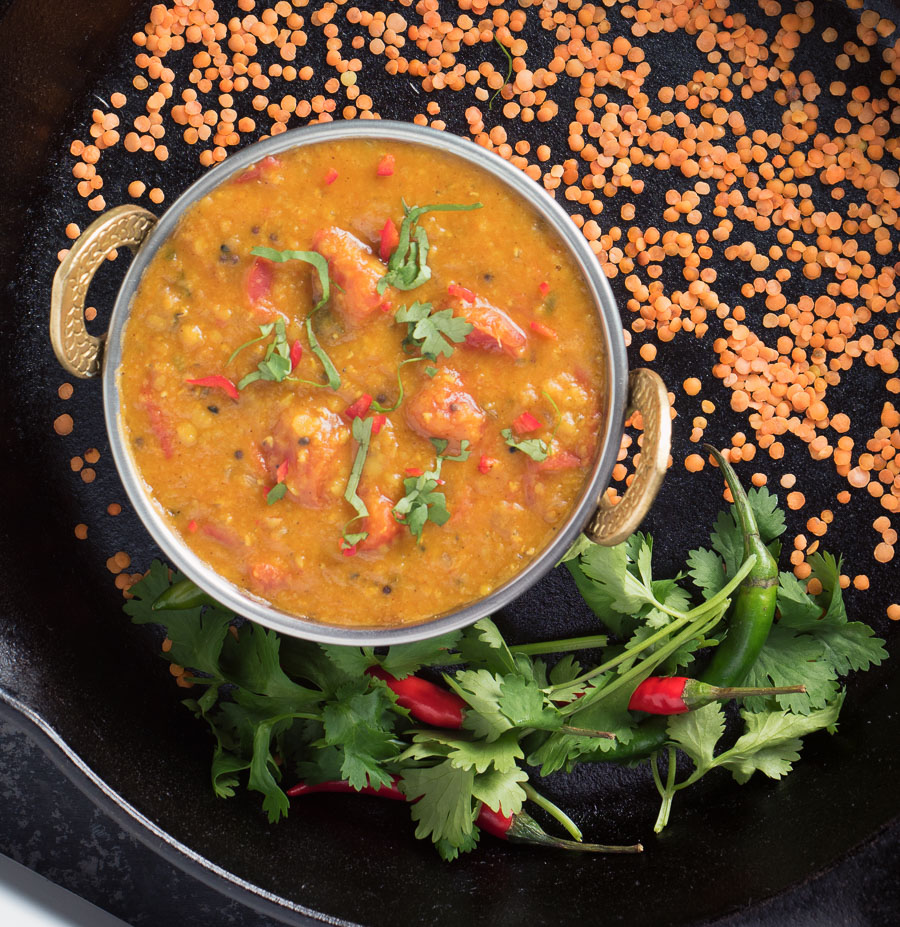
[628,676,807,714]
[366,666,466,728]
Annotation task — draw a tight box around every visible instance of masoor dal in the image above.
[119,139,606,627]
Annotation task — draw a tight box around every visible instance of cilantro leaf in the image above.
[747,485,787,543]
[395,301,472,361]
[500,428,548,462]
[447,670,514,742]
[379,632,463,679]
[400,761,477,846]
[498,675,560,730]
[435,831,480,861]
[714,694,845,784]
[579,541,659,615]
[686,545,727,598]
[320,681,399,791]
[666,702,725,776]
[319,644,376,677]
[471,766,528,817]
[741,624,839,713]
[448,731,524,774]
[455,617,519,675]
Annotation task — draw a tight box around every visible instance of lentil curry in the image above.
[120,139,605,626]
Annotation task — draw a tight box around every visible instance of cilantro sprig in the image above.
[250,246,341,389]
[395,301,473,362]
[125,477,886,858]
[341,416,375,550]
[377,202,482,294]
[392,439,470,543]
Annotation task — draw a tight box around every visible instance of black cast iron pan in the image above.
[1,1,899,924]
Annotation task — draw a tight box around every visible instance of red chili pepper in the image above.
[287,777,642,853]
[376,154,395,176]
[324,167,339,185]
[339,538,358,557]
[371,414,387,435]
[447,283,476,303]
[275,459,289,484]
[187,519,198,533]
[345,394,373,420]
[512,411,541,434]
[405,467,424,477]
[185,375,240,402]
[530,320,558,340]
[628,676,807,715]
[289,340,303,371]
[538,281,551,296]
[478,455,498,474]
[367,666,466,728]
[379,218,399,261]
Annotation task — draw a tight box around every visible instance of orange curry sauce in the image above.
[119,139,605,627]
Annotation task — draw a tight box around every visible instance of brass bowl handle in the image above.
[586,368,671,546]
[50,204,157,378]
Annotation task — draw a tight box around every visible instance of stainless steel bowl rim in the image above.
[102,121,628,645]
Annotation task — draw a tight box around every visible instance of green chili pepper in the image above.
[151,578,216,611]
[583,446,780,764]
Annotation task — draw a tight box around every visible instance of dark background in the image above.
[1,1,899,924]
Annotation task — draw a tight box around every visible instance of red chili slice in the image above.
[530,320,558,340]
[324,167,339,185]
[187,519,198,533]
[275,459,289,484]
[371,414,387,435]
[376,154,395,176]
[339,538,358,557]
[539,281,551,295]
[289,340,303,371]
[512,411,542,434]
[345,394,373,420]
[478,455,498,474]
[405,467,424,477]
[379,218,399,261]
[185,375,240,402]
[447,283,476,303]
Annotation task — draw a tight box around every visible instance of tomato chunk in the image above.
[234,155,281,184]
[311,227,391,326]
[447,293,527,359]
[245,256,284,320]
[537,450,582,471]
[262,405,349,508]
[357,488,403,551]
[405,367,486,455]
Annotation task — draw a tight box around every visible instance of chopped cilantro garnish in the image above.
[395,301,473,362]
[392,441,469,542]
[341,416,375,547]
[235,318,293,389]
[501,428,549,462]
[378,202,482,294]
[249,246,341,389]
[266,482,287,505]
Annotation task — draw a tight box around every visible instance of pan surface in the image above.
[1,1,899,925]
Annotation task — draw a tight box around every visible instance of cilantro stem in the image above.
[558,726,615,739]
[511,635,609,656]
[489,36,513,110]
[227,325,274,366]
[522,783,583,842]
[306,315,341,390]
[371,357,426,413]
[541,390,561,438]
[651,747,678,834]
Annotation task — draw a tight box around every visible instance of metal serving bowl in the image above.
[50,121,670,645]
